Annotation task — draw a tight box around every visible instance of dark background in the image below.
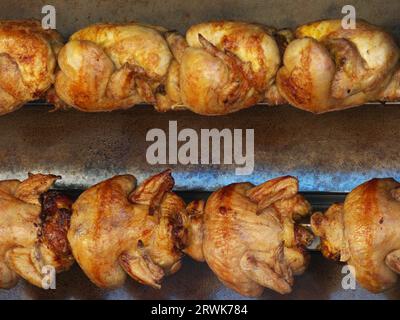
[0,0,399,299]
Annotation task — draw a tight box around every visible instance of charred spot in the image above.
[137,239,144,248]
[219,206,227,215]
[169,212,187,252]
[294,225,314,247]
[379,217,384,224]
[39,191,74,264]
[148,205,157,216]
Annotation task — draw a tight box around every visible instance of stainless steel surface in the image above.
[0,104,399,193]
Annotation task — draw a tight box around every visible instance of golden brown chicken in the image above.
[277,19,400,113]
[185,176,313,297]
[0,173,74,289]
[380,67,400,102]
[161,21,285,115]
[68,170,189,289]
[0,20,63,115]
[311,178,400,293]
[54,22,182,112]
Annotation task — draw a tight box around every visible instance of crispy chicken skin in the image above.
[0,173,74,289]
[163,21,284,115]
[68,170,189,289]
[54,23,184,112]
[311,178,400,293]
[277,19,400,113]
[0,20,62,115]
[185,176,313,297]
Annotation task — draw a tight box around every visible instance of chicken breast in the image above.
[185,176,313,297]
[311,178,400,292]
[55,23,182,112]
[0,20,62,115]
[0,173,74,289]
[68,170,189,289]
[277,19,399,113]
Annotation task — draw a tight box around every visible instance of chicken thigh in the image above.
[277,19,399,113]
[68,170,189,289]
[0,20,63,115]
[0,173,74,289]
[185,176,313,297]
[311,178,400,292]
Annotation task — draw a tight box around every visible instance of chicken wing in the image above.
[0,173,74,289]
[277,19,400,113]
[311,178,400,292]
[68,170,189,289]
[0,20,62,115]
[185,176,313,297]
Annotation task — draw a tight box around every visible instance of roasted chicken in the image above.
[68,170,189,289]
[163,21,285,115]
[54,23,182,112]
[311,178,400,293]
[0,173,74,289]
[0,20,63,115]
[0,19,397,115]
[277,19,400,113]
[380,67,400,102]
[185,176,313,297]
[54,21,288,115]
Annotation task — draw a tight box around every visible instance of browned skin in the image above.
[68,170,189,289]
[185,176,312,297]
[311,178,400,293]
[184,200,205,262]
[0,20,63,115]
[55,23,184,112]
[277,19,400,113]
[0,174,74,289]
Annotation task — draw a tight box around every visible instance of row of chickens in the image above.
[0,19,399,116]
[1,170,399,297]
